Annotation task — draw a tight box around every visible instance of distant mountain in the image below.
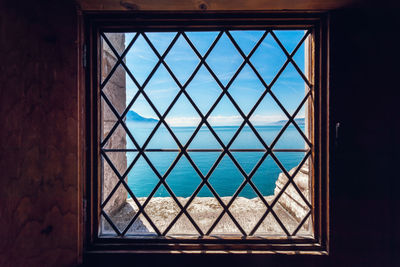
[270,118,305,126]
[126,110,158,123]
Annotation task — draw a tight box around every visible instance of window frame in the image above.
[84,11,329,255]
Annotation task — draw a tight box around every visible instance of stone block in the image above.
[101,33,127,215]
[274,162,310,225]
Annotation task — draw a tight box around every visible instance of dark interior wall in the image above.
[0,1,80,266]
[329,8,400,267]
[0,1,399,267]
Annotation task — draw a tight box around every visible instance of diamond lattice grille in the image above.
[99,29,313,238]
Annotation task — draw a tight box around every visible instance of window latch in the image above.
[83,198,87,224]
[335,122,340,148]
[82,44,87,68]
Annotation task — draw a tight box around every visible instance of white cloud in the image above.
[249,114,286,125]
[164,114,286,127]
[208,115,242,126]
[165,116,201,127]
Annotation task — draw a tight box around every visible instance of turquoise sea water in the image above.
[123,122,306,198]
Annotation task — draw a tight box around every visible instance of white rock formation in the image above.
[274,162,310,223]
[103,161,313,237]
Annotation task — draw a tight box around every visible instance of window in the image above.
[85,12,329,254]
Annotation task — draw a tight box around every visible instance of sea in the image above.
[123,122,306,198]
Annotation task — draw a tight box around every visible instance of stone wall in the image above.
[272,36,312,230]
[274,163,310,226]
[101,33,127,215]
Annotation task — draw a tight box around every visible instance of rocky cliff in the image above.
[103,163,312,236]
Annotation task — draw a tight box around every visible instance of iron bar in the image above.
[102,148,310,152]
[292,210,312,236]
[99,28,314,238]
[149,31,247,236]
[249,150,311,235]
[269,30,312,88]
[120,31,225,236]
[201,29,311,235]
[100,32,139,90]
[101,150,162,235]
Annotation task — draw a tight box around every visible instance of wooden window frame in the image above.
[83,11,330,255]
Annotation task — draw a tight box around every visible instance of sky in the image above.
[105,30,308,127]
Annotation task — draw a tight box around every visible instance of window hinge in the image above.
[82,44,87,68]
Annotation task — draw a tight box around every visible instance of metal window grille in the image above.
[99,28,313,238]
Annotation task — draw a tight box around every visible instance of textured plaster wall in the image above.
[0,1,79,266]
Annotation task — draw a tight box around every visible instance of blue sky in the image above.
[111,30,308,127]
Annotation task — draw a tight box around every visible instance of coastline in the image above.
[104,195,309,236]
[103,165,311,236]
